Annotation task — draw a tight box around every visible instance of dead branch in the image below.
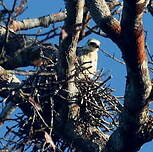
[10,11,67,32]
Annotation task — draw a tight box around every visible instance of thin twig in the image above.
[100,48,125,64]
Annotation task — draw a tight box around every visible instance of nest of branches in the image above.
[0,45,123,152]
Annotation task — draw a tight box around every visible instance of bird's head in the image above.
[86,38,101,52]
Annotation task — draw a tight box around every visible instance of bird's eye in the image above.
[89,42,99,48]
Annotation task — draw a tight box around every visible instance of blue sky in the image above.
[1,0,153,151]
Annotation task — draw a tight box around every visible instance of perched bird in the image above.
[76,38,101,79]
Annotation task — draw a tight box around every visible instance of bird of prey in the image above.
[76,38,101,79]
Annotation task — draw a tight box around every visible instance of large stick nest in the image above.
[0,43,123,152]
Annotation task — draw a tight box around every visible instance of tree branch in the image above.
[121,0,152,112]
[0,29,58,70]
[84,0,153,151]
[0,66,21,98]
[57,0,108,151]
[86,0,121,43]
[105,0,152,151]
[10,11,67,32]
[0,66,21,124]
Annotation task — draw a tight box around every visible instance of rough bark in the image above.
[57,0,108,151]
[86,0,121,43]
[86,0,153,151]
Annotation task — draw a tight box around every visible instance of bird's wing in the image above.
[76,46,89,56]
[76,47,83,57]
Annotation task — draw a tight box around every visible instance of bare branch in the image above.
[100,49,125,64]
[0,31,58,69]
[10,11,67,32]
[86,0,121,42]
[0,66,21,98]
[105,0,152,151]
